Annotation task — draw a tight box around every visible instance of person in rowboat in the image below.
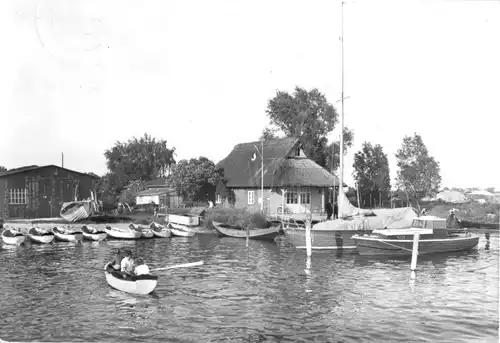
[121,250,135,274]
[133,257,150,276]
[112,249,124,271]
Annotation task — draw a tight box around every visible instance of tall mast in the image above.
[338,1,345,218]
[261,139,264,212]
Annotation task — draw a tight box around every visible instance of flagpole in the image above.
[338,1,345,219]
[261,139,264,212]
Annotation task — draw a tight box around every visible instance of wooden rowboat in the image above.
[27,227,55,244]
[169,222,216,235]
[129,223,154,239]
[52,227,83,242]
[149,222,171,238]
[212,221,281,241]
[168,225,196,237]
[104,262,157,295]
[2,229,26,245]
[104,225,142,240]
[81,225,107,241]
[60,200,93,222]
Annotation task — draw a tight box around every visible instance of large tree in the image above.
[352,142,391,207]
[395,133,441,208]
[104,133,176,185]
[169,157,219,203]
[263,86,354,168]
[0,166,7,172]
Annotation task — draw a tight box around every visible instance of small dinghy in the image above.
[212,221,281,241]
[104,224,142,240]
[60,200,93,222]
[149,222,171,238]
[2,228,26,245]
[169,222,216,235]
[168,224,196,237]
[129,223,154,239]
[81,225,107,241]
[52,227,83,242]
[104,262,157,295]
[27,227,55,244]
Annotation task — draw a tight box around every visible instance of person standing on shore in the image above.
[326,202,333,220]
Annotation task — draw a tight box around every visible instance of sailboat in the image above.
[283,2,418,251]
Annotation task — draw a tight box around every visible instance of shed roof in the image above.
[217,137,345,188]
[0,165,100,179]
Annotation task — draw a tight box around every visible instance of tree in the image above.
[264,86,354,168]
[86,172,100,179]
[169,157,219,203]
[395,133,442,209]
[486,187,496,193]
[0,166,7,172]
[104,133,176,186]
[352,142,391,208]
[259,127,279,141]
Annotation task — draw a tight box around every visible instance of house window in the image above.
[9,189,27,205]
[216,193,221,204]
[300,187,311,204]
[286,191,298,204]
[248,191,255,205]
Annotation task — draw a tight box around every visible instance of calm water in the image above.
[0,231,498,343]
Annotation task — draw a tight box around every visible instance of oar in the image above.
[151,261,204,272]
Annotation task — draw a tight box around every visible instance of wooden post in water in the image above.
[410,232,420,279]
[305,217,312,257]
[246,226,249,248]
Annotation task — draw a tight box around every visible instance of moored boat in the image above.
[129,223,154,239]
[212,221,281,241]
[149,222,171,238]
[2,228,26,245]
[104,262,157,295]
[52,227,83,242]
[168,225,196,237]
[169,221,215,235]
[27,227,55,244]
[81,225,107,241]
[104,224,142,240]
[352,216,480,256]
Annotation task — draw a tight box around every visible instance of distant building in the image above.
[135,178,183,208]
[0,165,99,219]
[215,137,346,214]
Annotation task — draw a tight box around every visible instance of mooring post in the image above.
[246,226,249,248]
[305,219,312,257]
[410,232,420,278]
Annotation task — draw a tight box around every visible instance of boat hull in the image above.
[52,228,83,242]
[104,263,157,295]
[141,229,154,239]
[104,227,142,240]
[27,229,55,244]
[169,227,196,237]
[212,221,280,241]
[283,227,372,250]
[60,201,93,222]
[2,230,26,245]
[169,222,215,235]
[353,235,480,256]
[81,226,107,241]
[149,223,172,238]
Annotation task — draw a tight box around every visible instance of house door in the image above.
[285,187,311,214]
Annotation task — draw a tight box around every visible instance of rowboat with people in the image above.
[352,215,480,256]
[2,228,26,245]
[212,221,281,241]
[52,226,83,242]
[81,225,107,241]
[104,262,158,295]
[27,227,55,244]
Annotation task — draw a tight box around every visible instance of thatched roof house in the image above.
[216,137,345,214]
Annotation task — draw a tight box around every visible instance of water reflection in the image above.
[0,232,498,342]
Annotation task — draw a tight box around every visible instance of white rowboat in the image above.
[104,262,157,295]
[2,229,26,245]
[27,227,55,244]
[52,227,83,242]
[81,225,107,241]
[149,222,172,238]
[104,226,142,240]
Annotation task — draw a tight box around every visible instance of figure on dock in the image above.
[446,209,460,229]
[333,202,339,219]
[326,202,333,220]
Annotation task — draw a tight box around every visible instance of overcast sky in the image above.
[1,0,498,189]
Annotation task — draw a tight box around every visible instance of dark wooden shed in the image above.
[0,165,99,219]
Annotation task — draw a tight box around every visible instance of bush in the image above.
[202,207,269,229]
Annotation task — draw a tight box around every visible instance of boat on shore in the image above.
[212,221,281,241]
[60,200,94,222]
[52,227,83,242]
[104,224,142,240]
[104,262,157,295]
[149,222,171,238]
[81,225,107,241]
[27,227,55,244]
[2,229,26,245]
[352,216,480,256]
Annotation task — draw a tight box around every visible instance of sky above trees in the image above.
[0,0,498,189]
